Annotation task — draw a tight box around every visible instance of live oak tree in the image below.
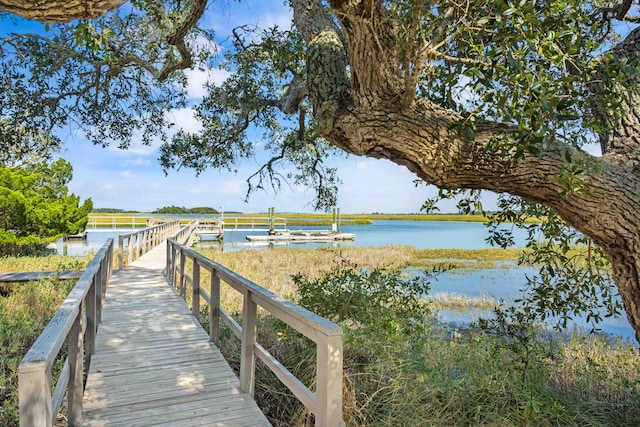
[3,1,640,341]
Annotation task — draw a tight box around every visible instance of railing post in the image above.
[19,362,52,427]
[67,309,84,426]
[166,240,172,281]
[104,243,112,303]
[316,334,344,427]
[127,235,133,265]
[179,250,186,298]
[209,271,221,345]
[86,273,97,367]
[240,290,257,396]
[192,261,200,321]
[97,262,104,324]
[118,235,124,270]
[171,245,178,288]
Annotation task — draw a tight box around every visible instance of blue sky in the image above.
[3,0,457,214]
[6,1,626,214]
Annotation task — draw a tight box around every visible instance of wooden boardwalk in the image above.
[80,242,271,427]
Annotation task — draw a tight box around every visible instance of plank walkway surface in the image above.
[80,242,271,427]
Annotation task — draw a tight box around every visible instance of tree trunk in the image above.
[0,0,126,22]
[294,0,640,342]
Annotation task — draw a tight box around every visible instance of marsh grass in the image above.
[430,292,496,311]
[0,253,92,273]
[0,278,75,426]
[193,245,640,426]
[0,253,92,426]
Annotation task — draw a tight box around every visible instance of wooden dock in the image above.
[246,230,355,242]
[194,219,224,240]
[80,242,271,427]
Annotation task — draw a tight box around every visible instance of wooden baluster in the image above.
[316,334,344,427]
[19,362,52,427]
[127,236,133,266]
[209,271,221,345]
[118,235,124,270]
[68,308,84,426]
[179,250,186,298]
[86,273,97,368]
[192,261,200,321]
[240,290,257,396]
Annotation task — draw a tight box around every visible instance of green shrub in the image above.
[294,262,433,336]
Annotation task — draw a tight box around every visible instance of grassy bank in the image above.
[0,278,78,425]
[0,255,93,426]
[203,245,525,294]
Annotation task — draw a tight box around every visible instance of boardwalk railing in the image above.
[86,215,150,230]
[223,216,288,231]
[166,238,344,427]
[118,219,180,269]
[18,239,114,427]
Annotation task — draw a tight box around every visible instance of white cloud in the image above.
[355,160,369,171]
[218,179,245,196]
[105,136,158,156]
[100,182,119,196]
[120,170,137,178]
[184,67,231,99]
[208,68,232,87]
[126,157,153,167]
[165,107,203,135]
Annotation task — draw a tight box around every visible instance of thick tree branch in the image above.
[0,0,126,22]
[292,0,640,339]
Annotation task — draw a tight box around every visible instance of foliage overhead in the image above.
[0,0,213,166]
[158,25,345,210]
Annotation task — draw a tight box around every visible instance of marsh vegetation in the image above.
[2,246,638,426]
[194,245,640,426]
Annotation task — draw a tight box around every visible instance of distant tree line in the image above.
[92,208,141,213]
[153,205,219,214]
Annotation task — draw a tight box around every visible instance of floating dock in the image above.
[64,231,87,241]
[246,230,355,242]
[194,219,224,240]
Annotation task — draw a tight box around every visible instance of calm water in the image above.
[56,220,516,253]
[217,219,528,251]
[55,220,635,340]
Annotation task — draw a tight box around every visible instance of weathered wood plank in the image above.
[80,242,270,427]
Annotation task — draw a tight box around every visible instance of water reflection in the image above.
[421,265,635,341]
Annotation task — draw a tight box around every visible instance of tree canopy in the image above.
[0,158,93,256]
[2,1,640,341]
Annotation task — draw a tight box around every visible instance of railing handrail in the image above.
[19,239,114,427]
[117,220,181,269]
[166,234,344,427]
